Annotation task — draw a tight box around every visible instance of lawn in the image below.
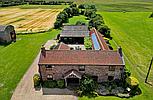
[79,12,153,100]
[0,29,60,100]
[75,0,153,12]
[66,15,89,25]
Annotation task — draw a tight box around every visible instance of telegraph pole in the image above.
[145,57,153,83]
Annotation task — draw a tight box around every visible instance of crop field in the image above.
[0,5,63,33]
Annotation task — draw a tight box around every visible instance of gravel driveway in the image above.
[11,52,78,100]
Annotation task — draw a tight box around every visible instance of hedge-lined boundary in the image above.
[54,3,111,39]
[0,0,73,7]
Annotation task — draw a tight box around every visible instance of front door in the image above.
[66,78,79,86]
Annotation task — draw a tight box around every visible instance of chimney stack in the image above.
[118,46,123,57]
[41,45,46,57]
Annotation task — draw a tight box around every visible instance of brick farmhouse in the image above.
[38,25,125,86]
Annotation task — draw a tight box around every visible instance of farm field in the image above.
[79,12,153,100]
[75,0,153,11]
[0,5,64,33]
[0,29,60,100]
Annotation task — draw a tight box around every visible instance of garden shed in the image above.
[0,25,16,43]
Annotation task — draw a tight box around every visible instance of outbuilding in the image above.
[60,25,89,44]
[0,25,16,43]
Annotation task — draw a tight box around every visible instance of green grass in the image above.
[66,15,89,25]
[79,12,153,100]
[75,0,153,12]
[0,29,60,100]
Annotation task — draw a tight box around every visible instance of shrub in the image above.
[126,76,141,96]
[97,24,111,39]
[43,80,57,88]
[57,80,65,88]
[149,12,153,18]
[84,37,92,50]
[80,75,98,95]
[76,21,86,25]
[124,68,131,79]
[126,76,139,87]
[33,74,41,88]
[130,86,142,96]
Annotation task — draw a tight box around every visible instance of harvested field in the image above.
[0,8,62,33]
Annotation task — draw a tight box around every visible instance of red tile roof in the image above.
[58,43,70,50]
[64,69,82,79]
[39,50,124,66]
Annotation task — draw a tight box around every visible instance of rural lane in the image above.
[11,51,77,100]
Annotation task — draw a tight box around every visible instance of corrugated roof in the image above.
[0,25,14,32]
[0,25,7,32]
[39,50,124,66]
[63,25,88,31]
[60,25,89,37]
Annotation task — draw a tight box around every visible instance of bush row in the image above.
[0,0,73,7]
[26,1,73,5]
[54,3,111,39]
[54,4,79,29]
[42,80,65,88]
[33,74,65,88]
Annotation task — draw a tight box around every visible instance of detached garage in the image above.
[0,25,16,43]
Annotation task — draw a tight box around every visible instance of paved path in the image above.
[44,40,57,50]
[11,52,77,100]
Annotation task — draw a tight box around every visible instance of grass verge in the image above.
[0,29,60,100]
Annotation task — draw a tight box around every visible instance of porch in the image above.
[64,69,82,87]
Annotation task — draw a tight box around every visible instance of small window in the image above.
[108,76,114,81]
[79,66,85,71]
[47,74,53,80]
[45,65,52,68]
[109,66,115,71]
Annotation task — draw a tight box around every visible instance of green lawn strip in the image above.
[66,15,89,25]
[0,29,60,100]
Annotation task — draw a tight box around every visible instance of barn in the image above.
[0,25,16,43]
[60,25,89,44]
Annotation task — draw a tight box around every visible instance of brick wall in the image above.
[39,64,124,83]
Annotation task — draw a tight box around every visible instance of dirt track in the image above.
[11,51,77,100]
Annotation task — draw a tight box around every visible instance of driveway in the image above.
[11,51,77,100]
